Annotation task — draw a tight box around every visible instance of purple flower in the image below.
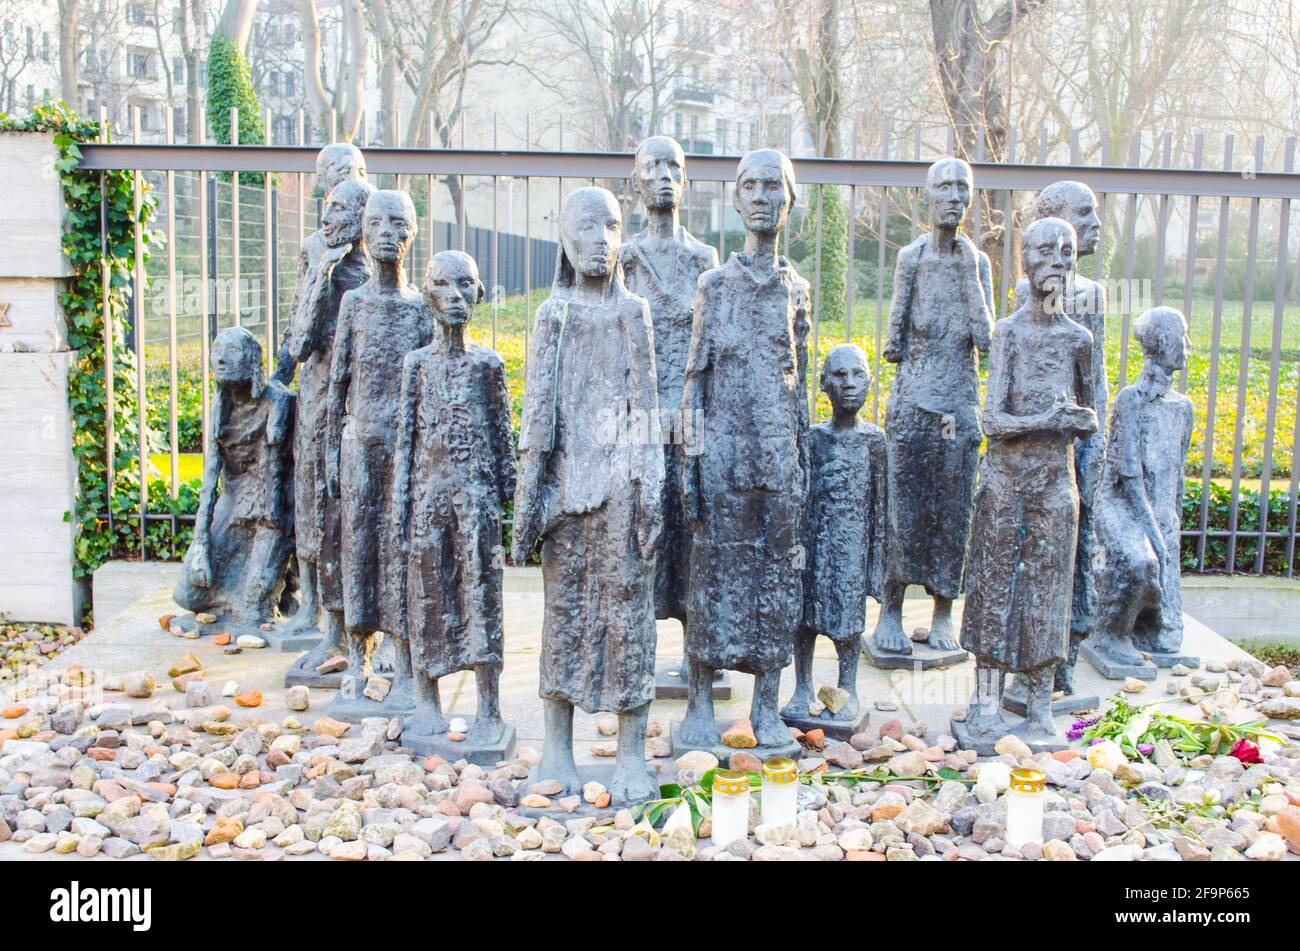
[1089,737,1105,746]
[1137,743,1154,756]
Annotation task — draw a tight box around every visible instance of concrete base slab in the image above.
[862,634,968,671]
[1149,651,1201,669]
[401,719,516,766]
[325,682,417,723]
[653,658,732,700]
[518,762,664,819]
[669,718,800,763]
[260,623,322,654]
[780,709,869,742]
[1081,641,1159,681]
[950,715,1069,756]
[1001,677,1100,717]
[167,610,270,643]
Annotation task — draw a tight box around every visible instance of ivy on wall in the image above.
[0,102,160,587]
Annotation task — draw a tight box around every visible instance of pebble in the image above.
[236,635,267,649]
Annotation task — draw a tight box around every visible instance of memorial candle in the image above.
[711,770,751,848]
[1005,767,1046,849]
[761,757,798,826]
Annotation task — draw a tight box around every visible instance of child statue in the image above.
[956,217,1097,752]
[326,190,431,718]
[393,251,517,762]
[780,344,887,736]
[513,186,663,806]
[174,327,296,632]
[676,149,809,758]
[867,157,993,669]
[271,179,374,677]
[1084,306,1196,679]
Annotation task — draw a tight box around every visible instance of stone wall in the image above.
[0,131,81,625]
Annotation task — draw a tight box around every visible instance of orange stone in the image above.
[146,782,176,798]
[1052,749,1082,763]
[213,633,231,647]
[871,802,904,821]
[728,751,763,772]
[204,816,243,846]
[423,756,449,771]
[239,772,261,789]
[158,613,176,630]
[1,706,26,719]
[804,728,826,750]
[234,690,263,708]
[846,850,886,861]
[594,792,611,809]
[721,717,757,749]
[210,772,239,789]
[86,747,116,762]
[0,729,19,743]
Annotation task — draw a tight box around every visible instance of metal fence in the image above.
[77,109,1300,575]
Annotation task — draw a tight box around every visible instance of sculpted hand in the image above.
[189,541,212,589]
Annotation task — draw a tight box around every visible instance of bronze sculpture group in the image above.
[175,136,1196,796]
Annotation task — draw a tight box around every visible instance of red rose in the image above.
[1228,739,1263,764]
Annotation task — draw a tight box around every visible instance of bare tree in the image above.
[57,0,78,106]
[302,0,367,140]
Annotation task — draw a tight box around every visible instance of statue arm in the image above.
[391,354,419,549]
[188,397,225,587]
[490,356,517,506]
[980,324,1046,438]
[970,247,994,351]
[882,248,915,363]
[265,391,295,529]
[793,279,812,491]
[325,294,355,498]
[866,430,889,601]
[511,304,557,564]
[629,299,663,559]
[680,277,712,521]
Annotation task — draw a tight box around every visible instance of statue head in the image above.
[820,343,871,417]
[634,135,686,213]
[211,326,265,398]
[321,179,375,249]
[1021,217,1077,304]
[925,157,973,230]
[424,251,484,329]
[363,190,418,266]
[316,143,367,196]
[1033,181,1100,257]
[1134,305,1189,375]
[556,186,623,286]
[734,148,797,237]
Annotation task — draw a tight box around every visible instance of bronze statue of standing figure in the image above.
[174,328,296,634]
[513,187,663,806]
[956,218,1096,753]
[867,157,993,670]
[781,344,886,739]
[394,251,517,763]
[271,178,374,680]
[675,149,809,760]
[326,190,431,720]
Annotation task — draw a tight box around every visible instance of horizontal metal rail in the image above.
[77,144,1300,198]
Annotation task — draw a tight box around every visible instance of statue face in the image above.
[561,189,621,279]
[320,183,367,249]
[363,192,416,265]
[635,137,685,212]
[1023,219,1077,301]
[317,144,366,196]
[425,252,481,329]
[211,330,259,387]
[1140,309,1190,375]
[926,160,972,229]
[821,347,869,416]
[1060,187,1100,257]
[734,162,790,236]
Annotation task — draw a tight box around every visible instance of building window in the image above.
[130,52,152,79]
[716,118,727,152]
[174,57,185,83]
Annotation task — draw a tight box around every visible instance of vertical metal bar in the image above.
[492,112,499,349]
[909,127,920,242]
[1179,134,1204,394]
[198,108,211,460]
[1095,132,1109,288]
[972,136,984,243]
[231,106,241,327]
[1226,137,1267,572]
[1117,134,1141,386]
[999,128,1016,319]
[428,113,436,274]
[459,115,467,252]
[165,108,178,499]
[99,106,114,535]
[1153,132,1172,304]
[1255,137,1295,573]
[873,127,890,423]
[811,185,824,420]
[131,106,148,557]
[1288,378,1300,577]
[524,115,532,386]
[1196,135,1235,569]
[846,182,855,341]
[264,107,274,364]
[297,109,306,247]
